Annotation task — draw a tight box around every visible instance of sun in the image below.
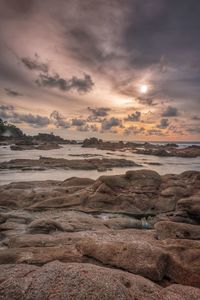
[140,84,148,94]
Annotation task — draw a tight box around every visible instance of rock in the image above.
[0,170,199,217]
[154,284,200,300]
[161,186,191,197]
[155,221,200,240]
[0,157,139,171]
[177,196,200,221]
[27,219,65,234]
[0,261,161,300]
[0,245,83,265]
[78,239,168,281]
[0,170,200,294]
[160,239,200,288]
[10,143,62,151]
[103,216,148,229]
[61,177,94,187]
[125,169,161,181]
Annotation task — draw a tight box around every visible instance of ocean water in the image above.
[0,144,199,185]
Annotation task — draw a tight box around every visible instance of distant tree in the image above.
[0,119,24,137]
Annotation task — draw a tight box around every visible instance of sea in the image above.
[0,143,199,185]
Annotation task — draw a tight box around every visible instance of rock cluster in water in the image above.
[82,138,200,158]
[0,169,200,299]
[0,156,140,172]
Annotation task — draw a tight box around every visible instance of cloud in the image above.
[50,110,71,128]
[0,0,200,139]
[168,125,184,135]
[16,113,50,127]
[71,118,86,126]
[0,104,49,127]
[157,118,169,129]
[101,117,122,131]
[186,127,200,134]
[136,96,157,106]
[162,106,178,117]
[124,125,145,135]
[147,129,165,136]
[21,54,49,73]
[90,124,98,132]
[88,107,111,117]
[192,115,200,121]
[4,88,23,97]
[0,104,14,110]
[71,118,99,132]
[76,123,99,132]
[36,73,94,93]
[125,111,141,122]
[159,55,168,73]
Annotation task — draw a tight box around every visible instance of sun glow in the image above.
[140,84,148,94]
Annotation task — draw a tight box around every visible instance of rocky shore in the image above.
[0,169,199,299]
[0,132,80,151]
[83,138,200,158]
[0,156,140,172]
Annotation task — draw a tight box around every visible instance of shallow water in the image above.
[0,144,199,185]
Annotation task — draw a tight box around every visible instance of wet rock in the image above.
[0,157,139,171]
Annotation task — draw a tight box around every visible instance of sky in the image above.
[0,0,200,141]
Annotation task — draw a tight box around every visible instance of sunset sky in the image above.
[0,0,200,141]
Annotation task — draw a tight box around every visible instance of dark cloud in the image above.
[0,0,34,16]
[75,123,98,132]
[50,110,70,128]
[136,96,157,106]
[157,118,169,129]
[162,106,178,117]
[123,0,200,67]
[88,107,111,117]
[17,113,50,127]
[21,54,49,73]
[0,0,200,139]
[0,105,49,127]
[71,118,86,127]
[101,117,122,131]
[124,111,141,122]
[68,27,109,67]
[4,88,23,97]
[36,73,94,93]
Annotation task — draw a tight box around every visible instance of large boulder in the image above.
[78,239,168,281]
[0,261,161,300]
